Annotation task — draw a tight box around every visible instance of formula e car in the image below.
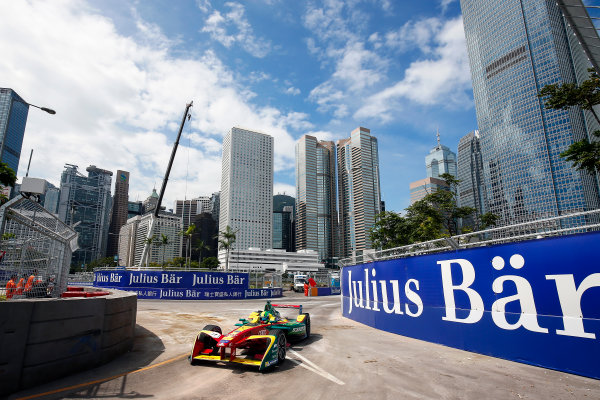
[189,301,310,371]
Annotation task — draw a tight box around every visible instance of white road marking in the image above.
[287,349,345,385]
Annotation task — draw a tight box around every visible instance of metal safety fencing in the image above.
[340,208,600,267]
[0,196,78,298]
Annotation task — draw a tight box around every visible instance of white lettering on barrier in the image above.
[347,269,421,316]
[546,273,600,339]
[346,255,599,340]
[439,259,484,324]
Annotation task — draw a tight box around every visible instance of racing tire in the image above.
[302,313,311,339]
[202,324,222,334]
[275,329,286,366]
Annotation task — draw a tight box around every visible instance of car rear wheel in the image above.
[302,313,311,339]
[275,330,286,365]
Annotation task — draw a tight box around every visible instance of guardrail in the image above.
[340,209,600,267]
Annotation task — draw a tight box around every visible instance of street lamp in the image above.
[26,102,56,115]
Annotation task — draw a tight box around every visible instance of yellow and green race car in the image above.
[189,301,310,371]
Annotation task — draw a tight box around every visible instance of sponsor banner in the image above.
[342,232,600,379]
[93,270,282,299]
[245,288,283,299]
[132,288,246,300]
[94,270,248,289]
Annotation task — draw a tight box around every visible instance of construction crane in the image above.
[139,101,193,268]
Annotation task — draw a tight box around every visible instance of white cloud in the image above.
[274,182,295,197]
[385,18,442,54]
[202,2,271,58]
[285,87,301,96]
[355,16,472,121]
[0,0,301,208]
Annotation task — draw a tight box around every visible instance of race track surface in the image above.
[10,292,600,400]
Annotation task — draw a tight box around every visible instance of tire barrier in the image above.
[341,231,600,380]
[93,270,283,300]
[0,288,137,396]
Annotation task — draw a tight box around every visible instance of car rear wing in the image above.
[271,304,302,314]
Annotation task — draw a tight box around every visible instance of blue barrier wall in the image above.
[342,232,600,379]
[93,270,282,300]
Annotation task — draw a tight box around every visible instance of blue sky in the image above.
[1,0,477,212]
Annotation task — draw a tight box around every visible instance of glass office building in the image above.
[337,127,381,258]
[461,0,600,225]
[457,130,486,227]
[0,88,29,175]
[296,135,337,263]
[219,127,273,251]
[58,164,113,267]
[426,132,457,179]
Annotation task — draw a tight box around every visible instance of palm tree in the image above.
[160,233,169,265]
[143,235,156,268]
[183,223,196,267]
[217,225,237,271]
[193,239,210,266]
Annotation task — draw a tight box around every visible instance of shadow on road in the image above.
[9,324,165,400]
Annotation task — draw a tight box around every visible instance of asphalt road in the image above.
[10,292,600,400]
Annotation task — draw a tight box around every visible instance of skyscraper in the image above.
[426,131,457,179]
[58,164,112,267]
[175,196,211,257]
[337,127,381,258]
[295,135,337,263]
[457,131,486,220]
[107,170,129,258]
[219,127,273,251]
[0,88,29,175]
[461,0,600,225]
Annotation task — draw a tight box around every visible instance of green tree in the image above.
[193,238,210,264]
[216,225,236,271]
[0,162,16,205]
[370,174,498,250]
[85,256,114,272]
[370,211,415,249]
[538,68,600,174]
[201,256,219,270]
[160,233,169,264]
[143,235,157,267]
[179,223,196,267]
[0,162,16,187]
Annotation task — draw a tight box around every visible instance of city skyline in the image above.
[462,0,600,225]
[0,0,479,214]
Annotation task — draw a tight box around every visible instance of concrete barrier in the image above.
[0,288,137,396]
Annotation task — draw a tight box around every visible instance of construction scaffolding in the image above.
[0,196,78,298]
[57,164,112,268]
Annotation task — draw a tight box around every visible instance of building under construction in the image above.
[57,164,112,268]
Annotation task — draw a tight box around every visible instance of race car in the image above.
[189,301,310,371]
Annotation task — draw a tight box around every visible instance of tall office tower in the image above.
[295,135,337,264]
[426,131,457,178]
[210,192,220,223]
[191,212,218,261]
[0,88,29,175]
[175,196,210,257]
[457,131,486,225]
[219,127,273,251]
[118,213,182,267]
[337,127,381,258]
[273,207,293,252]
[107,170,130,258]
[127,201,143,219]
[461,0,600,225]
[409,177,450,204]
[58,164,113,267]
[142,188,159,214]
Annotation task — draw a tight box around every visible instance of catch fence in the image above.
[0,196,78,298]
